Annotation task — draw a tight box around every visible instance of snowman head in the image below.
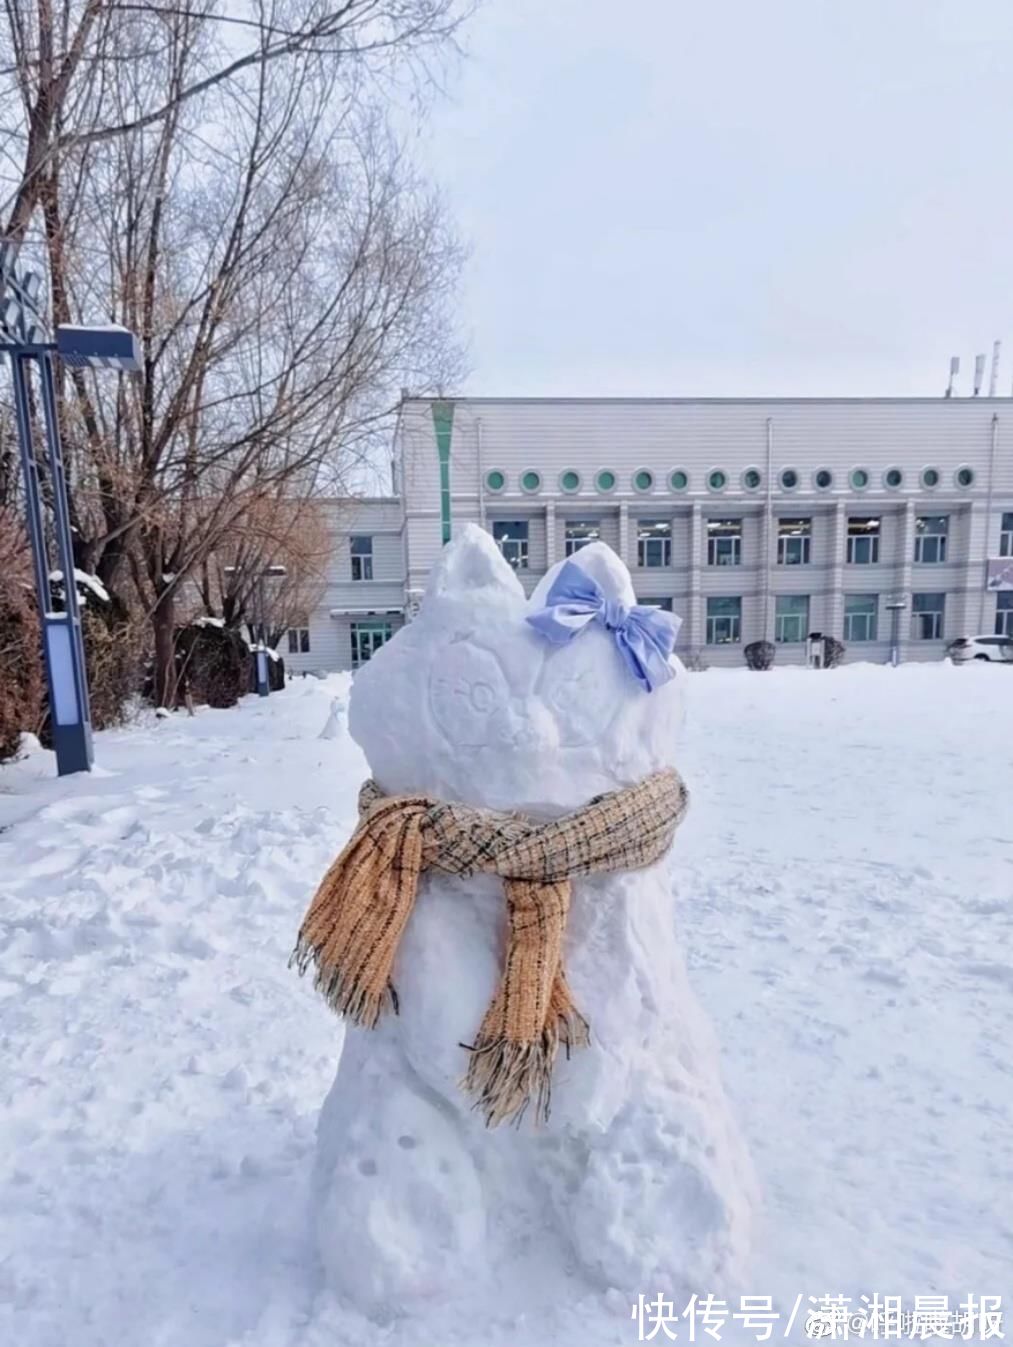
[348,524,685,815]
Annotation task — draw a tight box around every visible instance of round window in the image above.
[521,470,542,493]
[560,470,581,493]
[743,468,762,490]
[850,468,870,490]
[921,467,940,489]
[634,469,654,492]
[956,466,975,488]
[885,468,903,489]
[670,469,689,492]
[780,468,799,490]
[815,468,833,490]
[485,470,505,492]
[595,469,616,493]
[708,469,727,492]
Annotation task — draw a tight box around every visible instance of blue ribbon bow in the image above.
[526,560,681,692]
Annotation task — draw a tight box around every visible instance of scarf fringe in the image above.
[290,935,398,1028]
[463,1011,591,1128]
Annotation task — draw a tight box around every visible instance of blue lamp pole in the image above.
[1,238,141,777]
[223,562,287,697]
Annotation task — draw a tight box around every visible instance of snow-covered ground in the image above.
[1,664,1011,1346]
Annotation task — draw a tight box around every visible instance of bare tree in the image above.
[2,0,466,706]
[193,490,333,647]
[0,0,474,240]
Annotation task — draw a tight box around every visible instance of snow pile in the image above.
[1,646,1011,1346]
[319,526,755,1320]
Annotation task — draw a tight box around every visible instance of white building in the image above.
[284,396,1013,672]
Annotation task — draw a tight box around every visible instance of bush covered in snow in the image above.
[744,640,775,671]
[175,622,250,708]
[82,597,149,731]
[823,636,846,668]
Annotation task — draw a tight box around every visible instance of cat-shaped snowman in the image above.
[312,524,756,1318]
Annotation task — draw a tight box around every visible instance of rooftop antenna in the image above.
[945,355,960,398]
[989,339,1001,397]
[973,353,986,396]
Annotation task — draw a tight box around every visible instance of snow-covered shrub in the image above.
[81,594,148,730]
[175,623,248,708]
[823,636,846,668]
[744,640,775,671]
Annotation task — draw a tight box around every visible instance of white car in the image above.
[946,635,1013,664]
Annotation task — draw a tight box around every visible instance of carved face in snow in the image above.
[348,524,686,814]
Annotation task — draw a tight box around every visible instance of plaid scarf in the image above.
[292,768,689,1127]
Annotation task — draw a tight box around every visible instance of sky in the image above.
[414,0,1013,398]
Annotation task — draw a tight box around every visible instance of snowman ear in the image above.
[425,522,526,604]
[529,540,636,610]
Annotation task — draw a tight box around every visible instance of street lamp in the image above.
[885,597,907,668]
[1,237,141,777]
[223,562,287,697]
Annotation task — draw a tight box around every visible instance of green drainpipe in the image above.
[432,401,454,544]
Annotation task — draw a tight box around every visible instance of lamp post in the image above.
[224,562,287,696]
[885,598,907,668]
[1,238,141,776]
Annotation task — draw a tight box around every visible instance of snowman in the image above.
[307,524,756,1318]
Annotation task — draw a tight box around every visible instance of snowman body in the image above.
[312,525,756,1316]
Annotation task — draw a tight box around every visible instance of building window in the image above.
[914,515,948,564]
[847,517,880,564]
[640,597,673,611]
[565,520,600,556]
[560,470,581,493]
[844,594,878,642]
[493,520,529,568]
[485,470,506,492]
[521,470,542,493]
[884,467,904,490]
[955,466,975,489]
[850,468,870,490]
[814,468,833,490]
[595,470,616,493]
[350,535,373,581]
[351,619,392,669]
[999,512,1013,557]
[780,468,799,491]
[997,592,1013,637]
[742,468,762,491]
[637,519,672,568]
[912,592,945,641]
[775,595,809,643]
[707,518,742,566]
[707,469,728,493]
[633,469,654,492]
[921,467,940,489]
[706,596,741,644]
[670,469,689,492]
[287,626,310,654]
[777,517,812,565]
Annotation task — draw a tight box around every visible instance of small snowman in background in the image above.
[318,694,347,741]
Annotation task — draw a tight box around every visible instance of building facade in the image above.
[285,397,1013,672]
